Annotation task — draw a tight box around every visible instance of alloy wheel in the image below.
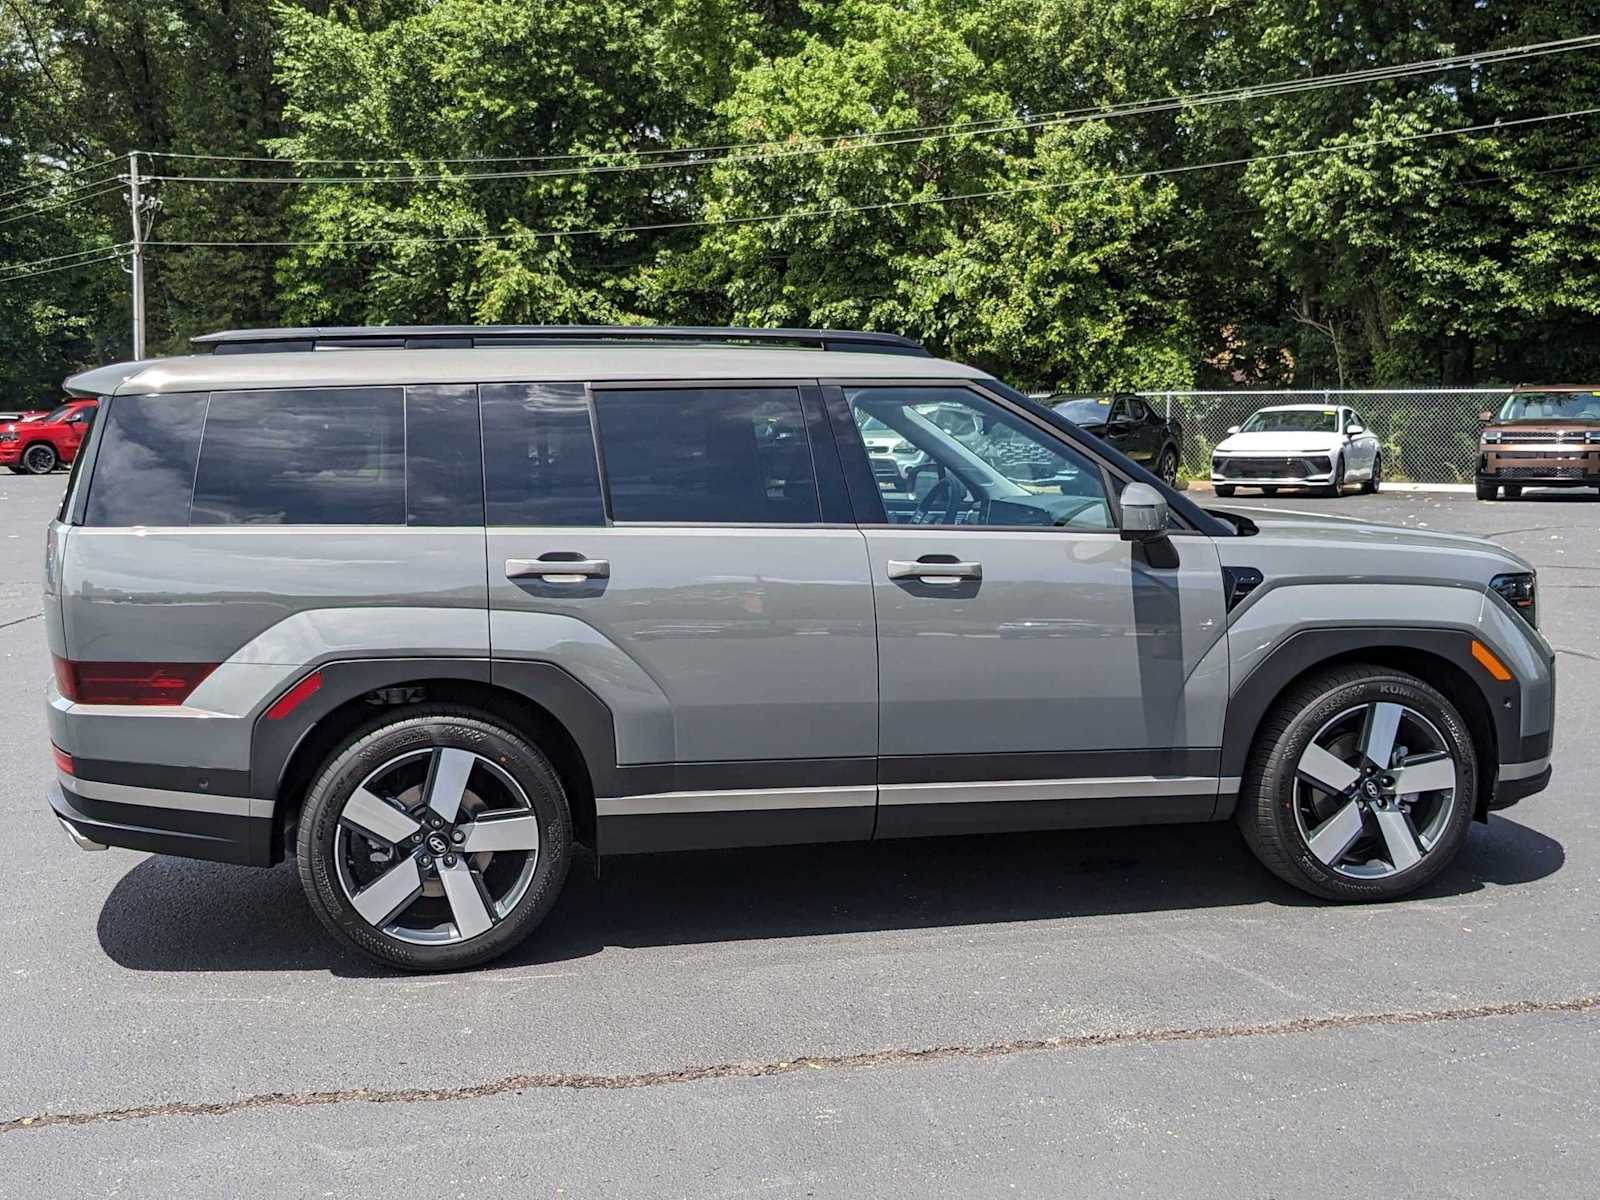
[1158,449,1178,486]
[23,444,56,473]
[334,747,541,945]
[1292,701,1457,879]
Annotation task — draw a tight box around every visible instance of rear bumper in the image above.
[48,777,274,866]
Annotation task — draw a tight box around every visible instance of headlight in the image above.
[0,432,15,443]
[1482,430,1504,444]
[1490,571,1537,628]
[1585,430,1600,444]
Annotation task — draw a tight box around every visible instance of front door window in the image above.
[847,386,1113,530]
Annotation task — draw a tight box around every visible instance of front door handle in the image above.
[887,558,982,585]
[506,556,610,583]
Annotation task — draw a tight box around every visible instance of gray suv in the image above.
[44,326,1555,970]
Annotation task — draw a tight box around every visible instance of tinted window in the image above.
[594,388,819,523]
[481,383,605,526]
[848,386,1112,529]
[405,386,483,526]
[83,393,206,527]
[191,387,404,525]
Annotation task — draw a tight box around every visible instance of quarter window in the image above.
[593,387,820,524]
[480,383,605,526]
[191,387,405,525]
[82,393,207,527]
[847,386,1113,529]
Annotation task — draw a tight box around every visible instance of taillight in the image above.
[52,655,217,706]
[51,743,74,775]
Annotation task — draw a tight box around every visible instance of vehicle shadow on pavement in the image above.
[95,815,1564,977]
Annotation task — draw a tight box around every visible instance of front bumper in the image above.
[1480,446,1600,486]
[0,443,20,464]
[1212,454,1335,486]
[48,777,274,866]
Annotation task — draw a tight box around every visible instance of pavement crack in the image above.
[5,994,1597,1136]
[0,611,42,631]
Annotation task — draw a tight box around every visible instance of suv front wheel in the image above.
[296,707,573,971]
[1237,665,1477,901]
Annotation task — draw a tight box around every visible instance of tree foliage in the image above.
[3,0,1599,402]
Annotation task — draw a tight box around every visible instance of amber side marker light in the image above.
[1471,640,1513,682]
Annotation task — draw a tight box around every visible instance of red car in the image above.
[0,398,98,474]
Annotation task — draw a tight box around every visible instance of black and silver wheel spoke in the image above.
[1293,700,1457,879]
[1306,799,1366,866]
[459,812,541,853]
[437,857,495,940]
[342,786,421,845]
[423,748,476,823]
[350,857,425,927]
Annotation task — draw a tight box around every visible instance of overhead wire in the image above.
[0,181,127,227]
[138,36,1600,186]
[140,105,1600,254]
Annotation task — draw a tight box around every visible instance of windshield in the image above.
[40,403,78,423]
[1495,391,1600,422]
[1052,397,1113,424]
[1241,408,1337,433]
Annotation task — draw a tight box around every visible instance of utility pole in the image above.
[127,150,146,359]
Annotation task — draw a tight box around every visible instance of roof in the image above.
[190,324,928,355]
[67,344,987,397]
[1252,403,1348,411]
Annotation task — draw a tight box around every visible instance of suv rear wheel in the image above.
[296,707,572,971]
[1236,665,1477,901]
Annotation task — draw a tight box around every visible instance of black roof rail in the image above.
[190,324,930,357]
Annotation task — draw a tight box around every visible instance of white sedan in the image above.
[1210,403,1382,497]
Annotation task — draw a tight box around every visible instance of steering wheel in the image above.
[913,475,964,525]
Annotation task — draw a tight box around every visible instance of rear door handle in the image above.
[887,558,982,585]
[506,556,610,583]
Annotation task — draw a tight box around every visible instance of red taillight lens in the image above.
[52,655,217,706]
[264,670,322,720]
[51,743,74,775]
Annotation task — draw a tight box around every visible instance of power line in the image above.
[142,105,1600,254]
[0,181,126,227]
[0,242,130,273]
[140,36,1600,187]
[0,155,124,205]
[0,249,124,282]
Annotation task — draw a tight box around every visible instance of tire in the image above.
[1503,484,1523,499]
[1236,664,1477,902]
[1214,484,1236,498]
[1361,454,1382,494]
[1156,447,1179,487]
[19,443,57,475]
[5,466,24,474]
[296,706,573,971]
[1475,477,1498,501]
[1322,455,1345,498]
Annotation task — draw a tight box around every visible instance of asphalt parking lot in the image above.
[2,475,1597,1196]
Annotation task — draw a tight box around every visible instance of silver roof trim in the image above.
[79,345,987,396]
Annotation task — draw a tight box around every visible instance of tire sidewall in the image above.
[298,710,572,971]
[1259,674,1476,900]
[23,444,56,474]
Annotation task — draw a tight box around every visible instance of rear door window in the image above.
[480,382,606,526]
[593,387,820,523]
[191,387,405,525]
[404,385,484,526]
[82,393,207,527]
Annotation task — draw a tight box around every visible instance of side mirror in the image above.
[1346,423,1365,435]
[1119,482,1169,542]
[1226,424,1241,435]
[1478,410,1494,424]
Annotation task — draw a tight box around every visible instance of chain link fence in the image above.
[1141,389,1509,484]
